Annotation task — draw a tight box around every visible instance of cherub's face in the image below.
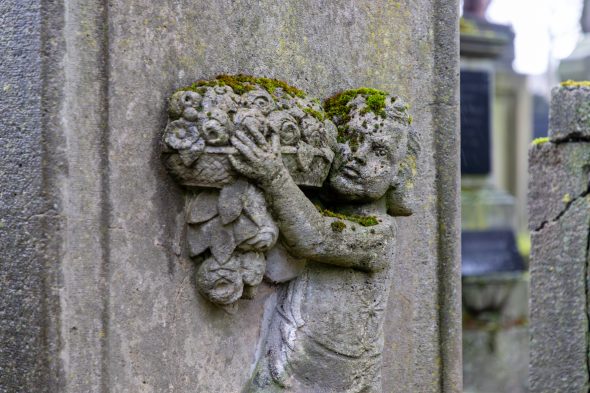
[328,116,406,202]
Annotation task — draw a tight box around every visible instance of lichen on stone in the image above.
[560,80,590,89]
[532,137,549,146]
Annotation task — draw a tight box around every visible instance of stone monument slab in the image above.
[529,83,590,393]
[528,141,590,231]
[529,195,590,393]
[0,1,461,392]
[549,83,590,141]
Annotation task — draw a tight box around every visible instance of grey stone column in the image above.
[0,0,63,391]
[529,84,590,393]
[0,1,462,392]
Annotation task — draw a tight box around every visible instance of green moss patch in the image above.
[324,88,389,124]
[179,74,305,97]
[302,107,326,122]
[324,88,411,151]
[316,205,379,227]
[331,221,347,232]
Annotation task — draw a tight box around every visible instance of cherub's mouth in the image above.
[341,164,360,178]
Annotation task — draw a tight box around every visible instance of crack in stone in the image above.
[551,135,590,145]
[533,185,590,232]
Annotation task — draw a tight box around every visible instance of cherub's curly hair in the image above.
[324,89,420,216]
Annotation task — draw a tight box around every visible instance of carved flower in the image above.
[240,251,266,287]
[200,109,232,146]
[268,111,300,146]
[197,255,243,305]
[300,116,323,147]
[168,90,202,121]
[177,138,205,166]
[202,86,239,114]
[296,142,315,171]
[215,85,232,95]
[233,108,268,137]
[359,294,386,349]
[163,119,199,150]
[287,104,306,120]
[245,88,276,115]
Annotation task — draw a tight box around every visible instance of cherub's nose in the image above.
[352,152,366,165]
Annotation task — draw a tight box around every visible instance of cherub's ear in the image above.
[387,128,420,216]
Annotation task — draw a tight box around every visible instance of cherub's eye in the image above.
[373,145,388,157]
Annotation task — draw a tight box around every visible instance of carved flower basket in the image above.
[161,76,337,189]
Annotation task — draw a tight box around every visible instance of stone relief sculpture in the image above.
[162,75,337,307]
[162,75,419,392]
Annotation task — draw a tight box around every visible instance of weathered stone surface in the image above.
[528,141,590,231]
[464,327,529,393]
[549,85,590,141]
[1,0,461,392]
[0,0,62,391]
[529,196,590,393]
[462,274,529,393]
[529,88,590,393]
[103,1,460,391]
[221,90,415,392]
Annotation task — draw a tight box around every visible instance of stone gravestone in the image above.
[528,82,590,393]
[0,1,461,392]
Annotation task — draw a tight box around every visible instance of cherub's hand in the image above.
[229,127,285,186]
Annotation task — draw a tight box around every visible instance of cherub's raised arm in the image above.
[229,129,390,271]
[264,167,390,270]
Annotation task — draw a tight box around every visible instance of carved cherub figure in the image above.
[230,90,418,392]
[162,76,339,308]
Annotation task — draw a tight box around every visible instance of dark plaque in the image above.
[460,70,491,175]
[532,94,549,140]
[461,229,525,276]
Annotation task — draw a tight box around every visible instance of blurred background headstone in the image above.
[460,1,530,392]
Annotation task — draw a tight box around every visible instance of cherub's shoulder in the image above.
[373,214,396,236]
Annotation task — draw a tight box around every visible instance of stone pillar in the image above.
[529,82,590,392]
[0,1,461,392]
[0,0,63,391]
